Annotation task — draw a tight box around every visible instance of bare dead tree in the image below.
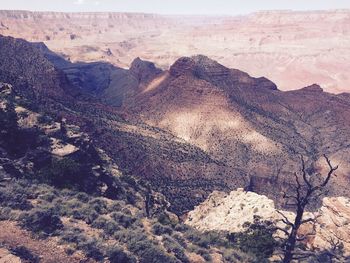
[277,154,338,263]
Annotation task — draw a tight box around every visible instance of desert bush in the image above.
[91,216,109,229]
[107,246,137,263]
[114,228,150,250]
[88,197,108,214]
[174,223,190,233]
[127,238,178,263]
[77,238,104,260]
[60,228,85,243]
[60,228,103,260]
[152,222,173,236]
[107,200,124,212]
[139,245,179,263]
[0,184,32,210]
[91,216,120,235]
[227,216,278,261]
[75,192,89,202]
[157,212,178,227]
[19,208,63,235]
[171,232,187,248]
[110,211,135,228]
[10,246,40,263]
[39,157,81,188]
[222,248,255,263]
[38,192,57,202]
[0,207,20,221]
[184,228,212,249]
[188,245,212,262]
[162,234,189,263]
[37,114,53,124]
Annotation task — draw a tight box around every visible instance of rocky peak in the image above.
[130,57,162,83]
[301,84,324,93]
[169,56,197,77]
[169,55,278,91]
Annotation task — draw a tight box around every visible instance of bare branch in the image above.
[275,226,290,236]
[300,155,312,189]
[321,154,338,187]
[276,210,294,227]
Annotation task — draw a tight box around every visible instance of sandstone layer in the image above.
[1,10,350,93]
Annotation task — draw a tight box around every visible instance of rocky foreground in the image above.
[186,188,350,256]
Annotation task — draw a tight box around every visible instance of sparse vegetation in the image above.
[227,215,278,262]
[19,208,63,235]
[10,246,40,263]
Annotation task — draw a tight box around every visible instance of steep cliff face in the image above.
[0,35,75,101]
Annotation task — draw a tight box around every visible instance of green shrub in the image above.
[107,246,137,263]
[157,212,178,227]
[227,216,278,261]
[91,216,109,229]
[128,239,178,263]
[110,211,135,228]
[60,228,85,244]
[0,184,32,210]
[39,158,81,188]
[60,229,103,260]
[38,192,57,202]
[88,198,108,214]
[139,245,178,263]
[19,208,63,235]
[77,238,104,261]
[184,228,212,249]
[163,235,189,263]
[171,232,187,248]
[75,192,89,202]
[188,245,212,262]
[10,246,40,263]
[91,216,120,235]
[152,222,173,236]
[107,201,124,212]
[174,223,190,232]
[223,248,255,263]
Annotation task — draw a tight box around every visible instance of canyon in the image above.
[1,8,350,262]
[0,10,350,93]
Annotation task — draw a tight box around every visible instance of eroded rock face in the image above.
[186,189,350,254]
[186,189,276,232]
[312,197,350,253]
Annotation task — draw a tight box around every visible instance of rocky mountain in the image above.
[1,34,350,216]
[1,82,258,263]
[126,55,350,209]
[1,10,350,93]
[0,35,231,215]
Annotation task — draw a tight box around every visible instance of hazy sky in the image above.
[0,0,349,15]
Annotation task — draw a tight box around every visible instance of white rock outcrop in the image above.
[186,188,277,232]
[186,189,350,255]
